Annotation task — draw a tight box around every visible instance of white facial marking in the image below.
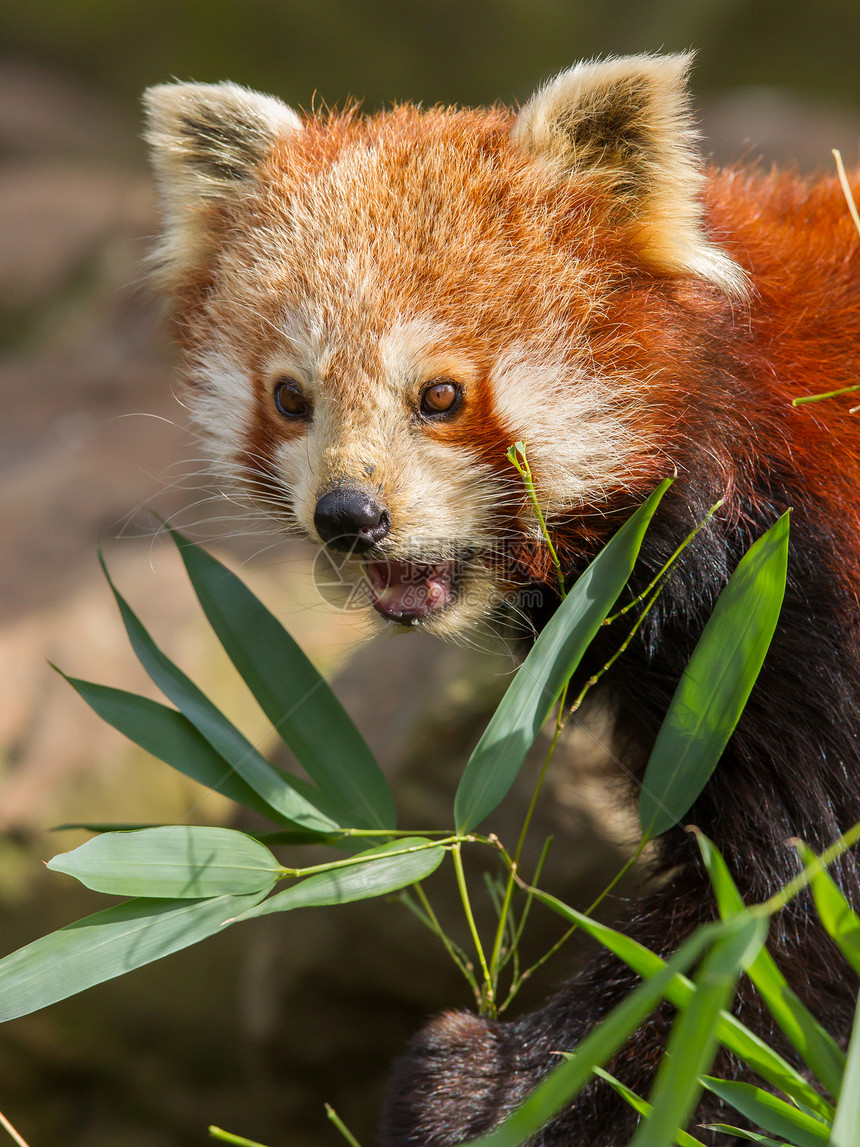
[187,347,253,464]
[490,341,646,516]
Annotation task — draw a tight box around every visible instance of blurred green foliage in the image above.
[2,0,859,116]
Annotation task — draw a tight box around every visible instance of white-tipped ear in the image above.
[512,53,747,298]
[143,81,302,289]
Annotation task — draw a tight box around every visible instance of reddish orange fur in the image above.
[168,106,860,601]
[144,60,860,1144]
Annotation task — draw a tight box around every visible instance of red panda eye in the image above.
[274,378,310,420]
[420,380,461,417]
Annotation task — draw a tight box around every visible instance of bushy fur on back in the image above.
[144,54,860,1145]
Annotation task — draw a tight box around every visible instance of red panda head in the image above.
[143,54,746,635]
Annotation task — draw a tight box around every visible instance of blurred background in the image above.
[1,2,858,1144]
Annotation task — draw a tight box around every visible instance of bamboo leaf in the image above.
[60,674,337,833]
[639,512,789,839]
[696,832,845,1098]
[0,892,266,1023]
[170,531,395,831]
[455,479,671,833]
[54,824,348,848]
[701,1127,791,1146]
[794,839,860,977]
[96,558,346,831]
[529,887,833,1121]
[630,915,767,1147]
[460,918,735,1147]
[52,823,168,833]
[700,1078,829,1147]
[593,1068,705,1146]
[47,827,282,898]
[251,829,352,848]
[830,992,860,1147]
[234,838,445,920]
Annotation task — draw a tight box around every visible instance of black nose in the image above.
[313,487,391,551]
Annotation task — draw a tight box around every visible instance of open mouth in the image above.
[364,557,462,624]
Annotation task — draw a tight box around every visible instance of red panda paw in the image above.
[379,1010,530,1146]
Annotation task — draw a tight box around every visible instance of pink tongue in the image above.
[366,560,455,622]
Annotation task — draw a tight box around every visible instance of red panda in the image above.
[143,53,860,1146]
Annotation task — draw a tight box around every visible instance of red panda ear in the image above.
[512,53,747,298]
[142,82,301,291]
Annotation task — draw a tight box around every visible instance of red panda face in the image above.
[144,57,745,634]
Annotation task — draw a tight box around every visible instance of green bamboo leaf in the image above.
[592,1068,705,1146]
[234,838,445,920]
[60,674,337,833]
[700,1078,829,1147]
[696,832,845,1098]
[639,512,789,839]
[794,840,860,976]
[96,559,347,831]
[53,824,347,847]
[461,918,734,1147]
[254,829,352,847]
[830,993,860,1146]
[455,479,671,833]
[530,887,833,1121]
[52,823,168,832]
[0,891,266,1023]
[701,1127,791,1146]
[630,915,767,1147]
[47,827,282,898]
[170,530,395,831]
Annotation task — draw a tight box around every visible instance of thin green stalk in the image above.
[509,835,553,957]
[792,383,860,407]
[520,814,860,995]
[495,585,660,1006]
[496,511,719,996]
[325,1104,364,1147]
[833,148,860,237]
[484,873,520,976]
[278,837,455,880]
[483,871,506,917]
[793,153,858,411]
[208,1128,269,1147]
[263,827,457,845]
[568,586,663,719]
[453,842,495,1013]
[507,441,567,601]
[759,819,860,916]
[487,682,569,992]
[484,872,521,981]
[605,498,723,624]
[401,884,481,1006]
[507,843,646,1006]
[339,827,454,838]
[592,1068,706,1146]
[488,451,714,1012]
[488,452,687,1005]
[0,1109,30,1147]
[484,442,570,1002]
[490,523,673,1004]
[497,836,553,1015]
